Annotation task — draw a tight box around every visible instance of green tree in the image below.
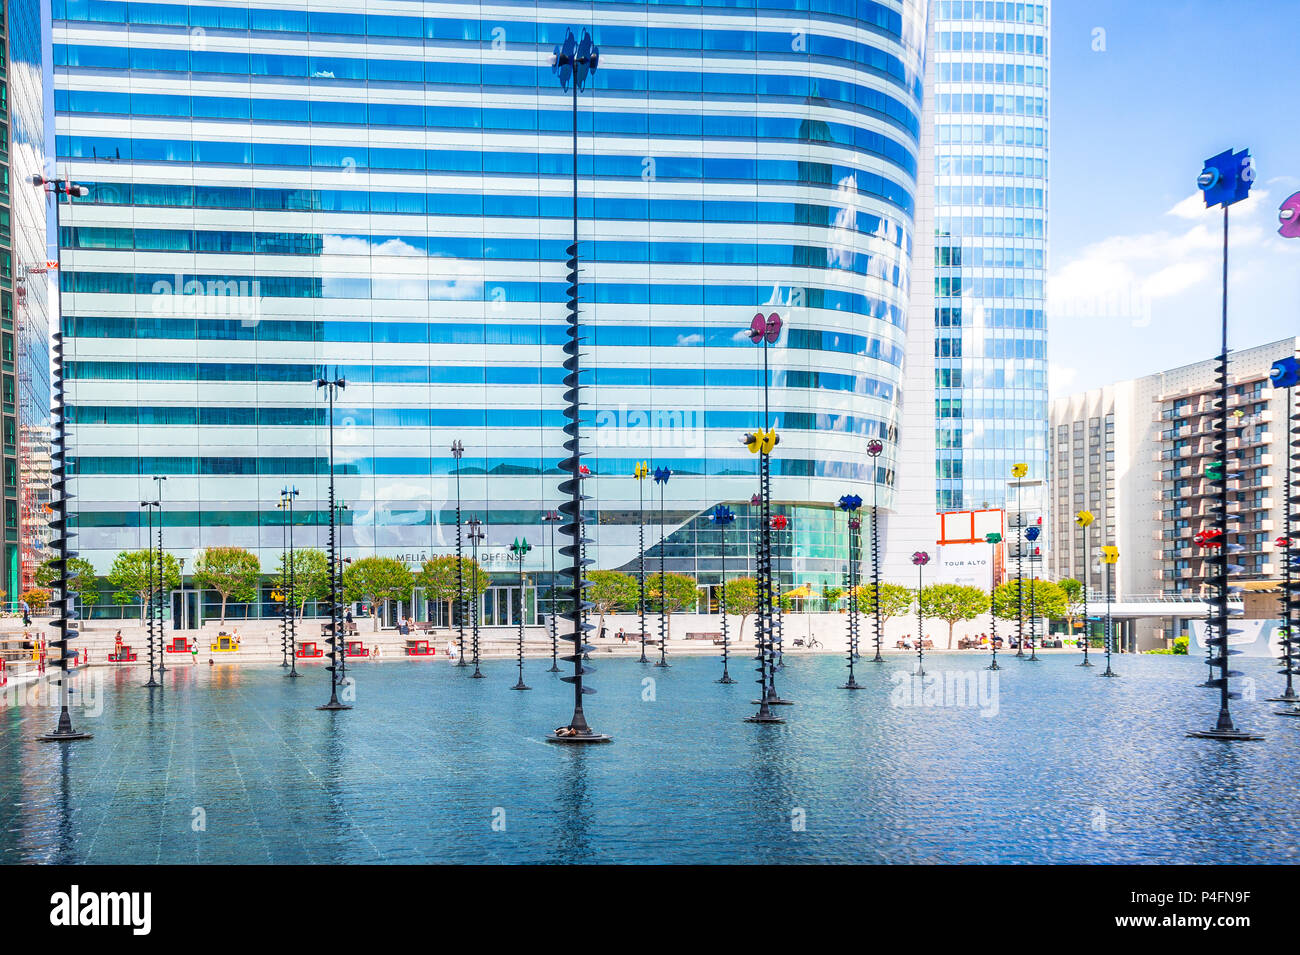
[192,546,261,623]
[919,583,989,649]
[724,577,758,642]
[588,570,638,639]
[21,588,51,612]
[274,547,330,618]
[1057,577,1084,634]
[36,556,101,609]
[853,582,913,622]
[993,578,1067,629]
[648,572,699,640]
[343,556,414,631]
[414,554,489,623]
[822,585,845,611]
[107,550,183,612]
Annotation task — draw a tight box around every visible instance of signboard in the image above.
[1188,619,1284,658]
[938,508,1004,544]
[936,543,994,591]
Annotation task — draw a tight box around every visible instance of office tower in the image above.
[54,0,931,620]
[931,0,1048,514]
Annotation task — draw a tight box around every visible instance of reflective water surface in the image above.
[1,653,1296,864]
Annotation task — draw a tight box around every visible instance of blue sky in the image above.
[1048,0,1300,397]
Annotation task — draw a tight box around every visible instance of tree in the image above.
[993,578,1067,629]
[107,550,182,611]
[853,582,913,622]
[192,546,261,623]
[822,586,845,611]
[343,556,414,631]
[647,572,699,640]
[35,556,100,609]
[724,577,758,642]
[1057,577,1084,634]
[21,588,50,612]
[588,570,638,639]
[274,548,330,617]
[414,554,489,623]
[919,583,989,649]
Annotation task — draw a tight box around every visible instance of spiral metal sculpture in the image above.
[867,439,885,663]
[543,508,562,672]
[634,462,650,664]
[912,551,930,676]
[1075,511,1094,667]
[837,494,863,690]
[985,533,1003,671]
[653,466,671,669]
[316,373,350,711]
[510,538,532,691]
[282,486,300,677]
[1269,358,1300,711]
[452,440,469,667]
[468,518,485,679]
[1026,524,1041,661]
[710,505,736,684]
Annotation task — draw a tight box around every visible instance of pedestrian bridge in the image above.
[1099,594,1239,619]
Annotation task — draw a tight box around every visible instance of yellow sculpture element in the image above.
[1075,510,1095,528]
[1011,463,1028,478]
[633,461,649,480]
[744,428,780,454]
[1100,546,1119,565]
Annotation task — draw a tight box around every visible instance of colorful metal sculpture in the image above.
[710,504,737,684]
[837,493,864,689]
[1075,510,1094,667]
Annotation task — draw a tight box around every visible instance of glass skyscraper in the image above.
[930,0,1047,512]
[53,0,929,616]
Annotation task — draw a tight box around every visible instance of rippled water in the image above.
[1,651,1297,864]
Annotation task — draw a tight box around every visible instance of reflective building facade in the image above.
[54,0,929,607]
[931,0,1047,512]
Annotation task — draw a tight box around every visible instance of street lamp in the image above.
[280,486,300,677]
[1188,148,1262,741]
[710,504,737,684]
[468,517,485,679]
[510,538,532,691]
[139,499,160,687]
[634,461,650,664]
[35,175,92,742]
[653,465,671,668]
[451,440,468,667]
[545,26,608,744]
[1075,510,1095,667]
[1268,356,1300,709]
[542,508,562,672]
[837,494,864,690]
[744,310,784,724]
[912,551,930,676]
[867,439,886,663]
[985,532,1003,670]
[315,372,350,712]
[1099,546,1120,679]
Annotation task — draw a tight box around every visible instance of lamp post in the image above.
[652,466,672,668]
[837,494,864,690]
[634,461,650,664]
[315,371,350,712]
[1268,356,1300,708]
[140,499,160,687]
[1188,148,1262,741]
[1099,546,1119,678]
[542,508,561,672]
[546,27,607,743]
[467,518,485,679]
[510,538,532,691]
[744,310,784,723]
[710,504,737,684]
[985,532,1003,670]
[1075,510,1095,667]
[33,174,92,742]
[451,440,468,667]
[281,486,300,677]
[912,551,930,676]
[867,439,885,663]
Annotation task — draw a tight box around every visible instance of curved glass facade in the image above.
[54,0,928,596]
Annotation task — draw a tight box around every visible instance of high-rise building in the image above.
[54,0,931,619]
[1049,336,1298,649]
[5,0,49,602]
[930,0,1048,514]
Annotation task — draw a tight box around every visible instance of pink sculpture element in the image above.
[1279,191,1300,239]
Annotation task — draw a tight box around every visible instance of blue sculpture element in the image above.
[1025,525,1041,542]
[710,504,736,525]
[653,466,671,484]
[1198,148,1253,208]
[837,494,863,512]
[1270,356,1300,389]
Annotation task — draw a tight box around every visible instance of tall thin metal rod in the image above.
[1077,513,1093,666]
[154,476,167,673]
[316,374,350,711]
[141,502,159,686]
[636,466,649,664]
[286,487,300,677]
[655,473,670,668]
[544,509,560,672]
[468,517,484,679]
[452,441,467,667]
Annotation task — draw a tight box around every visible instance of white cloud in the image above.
[1048,362,1078,398]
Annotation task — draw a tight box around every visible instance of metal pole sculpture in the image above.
[543,508,561,672]
[1075,510,1095,666]
[744,310,785,722]
[315,372,350,711]
[771,513,788,670]
[547,27,608,743]
[634,461,650,664]
[140,500,160,686]
[451,440,468,667]
[837,494,864,690]
[34,173,93,742]
[153,475,167,673]
[985,532,1003,670]
[912,551,930,676]
[468,518,485,679]
[653,466,672,668]
[335,499,350,682]
[710,504,737,684]
[867,439,885,663]
[1100,546,1119,678]
[283,486,300,677]
[1189,147,1262,740]
[510,538,532,690]
[1011,462,1027,657]
[278,490,290,667]
[1267,357,1299,705]
[1025,524,1041,661]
